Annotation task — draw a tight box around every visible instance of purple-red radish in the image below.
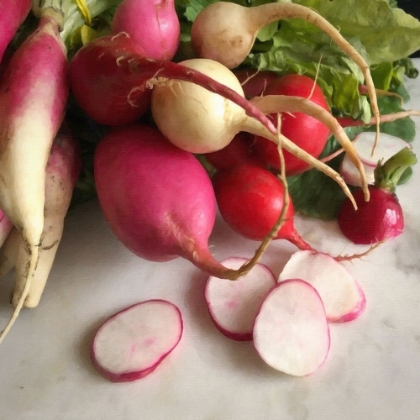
[279,251,366,323]
[253,279,330,376]
[91,300,183,383]
[0,0,31,63]
[234,69,278,98]
[111,0,180,61]
[213,163,314,251]
[338,147,416,245]
[190,1,380,143]
[0,9,69,342]
[204,257,276,341]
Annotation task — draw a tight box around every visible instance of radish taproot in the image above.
[0,7,69,342]
[253,279,330,376]
[111,0,180,61]
[91,300,183,383]
[279,251,366,323]
[205,257,276,341]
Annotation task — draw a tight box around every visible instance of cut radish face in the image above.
[278,251,366,323]
[340,132,410,186]
[253,280,330,376]
[205,257,276,341]
[91,300,183,383]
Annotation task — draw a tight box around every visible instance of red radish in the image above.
[91,300,183,383]
[213,163,314,251]
[253,279,330,376]
[340,132,411,186]
[0,0,31,62]
[0,9,69,342]
[111,0,180,61]
[205,257,276,341]
[338,148,416,245]
[234,69,278,98]
[279,251,366,323]
[253,74,331,175]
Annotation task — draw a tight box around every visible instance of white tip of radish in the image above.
[253,279,330,376]
[91,300,183,383]
[205,257,276,341]
[340,132,410,186]
[278,251,366,323]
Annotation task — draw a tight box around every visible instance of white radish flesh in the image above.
[278,251,366,323]
[91,300,183,383]
[253,279,330,376]
[205,257,276,341]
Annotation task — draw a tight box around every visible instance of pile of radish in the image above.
[0,0,420,379]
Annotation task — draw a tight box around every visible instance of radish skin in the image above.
[0,209,13,249]
[0,12,69,342]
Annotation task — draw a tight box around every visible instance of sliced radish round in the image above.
[278,251,366,323]
[205,257,276,341]
[91,300,183,383]
[253,279,330,376]
[340,132,410,186]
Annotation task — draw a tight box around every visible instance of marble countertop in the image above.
[1,60,420,420]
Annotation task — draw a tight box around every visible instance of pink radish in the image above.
[0,0,31,62]
[111,0,180,61]
[205,257,276,341]
[278,251,366,323]
[0,8,69,342]
[91,300,183,383]
[253,279,330,376]
[0,209,13,249]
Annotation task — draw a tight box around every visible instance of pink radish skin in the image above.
[0,0,31,62]
[0,12,69,342]
[91,300,183,383]
[111,0,180,61]
[94,124,238,280]
[0,209,13,249]
[278,251,366,323]
[253,279,330,376]
[205,257,276,341]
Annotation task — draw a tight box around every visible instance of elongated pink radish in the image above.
[111,0,180,61]
[278,251,366,323]
[91,300,183,383]
[0,0,31,62]
[253,279,330,376]
[205,257,276,341]
[190,1,380,142]
[0,10,69,342]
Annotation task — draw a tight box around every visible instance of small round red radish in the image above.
[234,69,279,98]
[253,74,330,175]
[278,251,366,323]
[91,300,183,383]
[253,279,330,376]
[213,163,313,251]
[205,257,276,341]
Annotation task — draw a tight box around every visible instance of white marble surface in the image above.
[1,60,420,420]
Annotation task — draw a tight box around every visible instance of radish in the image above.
[213,163,314,251]
[337,147,417,245]
[340,132,411,186]
[91,300,183,383]
[0,0,31,62]
[204,257,276,341]
[0,209,13,249]
[190,1,380,142]
[278,251,366,323]
[111,0,180,61]
[0,7,69,342]
[0,228,20,279]
[234,69,278,98]
[253,279,330,376]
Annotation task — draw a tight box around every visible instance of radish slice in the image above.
[340,132,410,186]
[205,257,276,341]
[91,300,183,383]
[278,251,366,323]
[253,280,330,376]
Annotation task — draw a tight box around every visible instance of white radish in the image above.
[205,257,276,341]
[0,228,20,279]
[91,300,183,383]
[253,279,330,376]
[278,251,366,323]
[340,131,411,187]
